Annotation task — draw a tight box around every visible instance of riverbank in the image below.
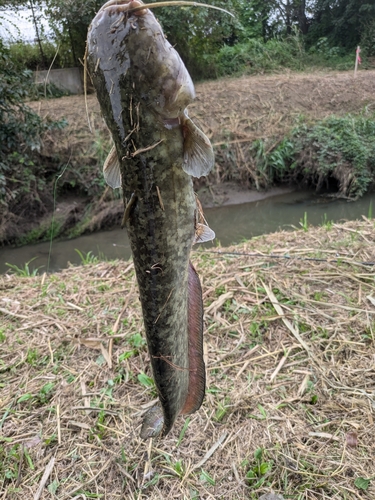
[2,69,375,247]
[1,219,375,499]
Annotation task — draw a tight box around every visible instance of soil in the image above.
[19,69,375,242]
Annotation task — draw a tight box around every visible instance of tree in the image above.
[307,0,375,51]
[45,0,102,67]
[0,0,48,67]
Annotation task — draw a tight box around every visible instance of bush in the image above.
[8,41,64,70]
[214,37,305,76]
[254,113,375,198]
[214,35,356,77]
[0,40,66,241]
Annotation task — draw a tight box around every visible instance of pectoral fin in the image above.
[194,223,216,244]
[182,116,214,178]
[103,145,122,189]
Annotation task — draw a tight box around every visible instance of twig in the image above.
[33,457,55,500]
[56,403,61,445]
[61,458,111,499]
[0,307,29,319]
[261,281,312,356]
[270,350,289,383]
[192,432,228,470]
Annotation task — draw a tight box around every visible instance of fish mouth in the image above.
[99,0,147,16]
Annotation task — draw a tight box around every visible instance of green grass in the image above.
[5,258,42,276]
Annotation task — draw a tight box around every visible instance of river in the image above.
[0,189,374,274]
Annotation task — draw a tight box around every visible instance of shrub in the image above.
[8,41,64,70]
[214,35,356,77]
[0,40,66,242]
[254,113,375,198]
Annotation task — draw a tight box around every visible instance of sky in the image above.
[0,7,53,43]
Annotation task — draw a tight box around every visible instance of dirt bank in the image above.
[30,69,375,192]
[1,219,375,498]
[6,70,375,245]
[31,70,375,152]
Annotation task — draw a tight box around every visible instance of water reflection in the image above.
[1,189,374,274]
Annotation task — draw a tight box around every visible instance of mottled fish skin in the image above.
[87,1,211,437]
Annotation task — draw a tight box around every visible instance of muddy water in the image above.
[1,189,374,274]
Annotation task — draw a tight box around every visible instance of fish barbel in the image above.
[87,0,216,437]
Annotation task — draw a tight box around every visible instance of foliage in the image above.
[307,0,375,54]
[252,113,375,198]
[214,34,305,76]
[5,257,42,276]
[2,0,375,79]
[360,18,375,57]
[8,41,65,70]
[154,0,241,79]
[244,447,273,488]
[74,249,100,265]
[251,137,296,186]
[44,0,103,67]
[214,32,356,77]
[0,39,66,241]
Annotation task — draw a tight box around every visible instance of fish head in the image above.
[88,0,195,129]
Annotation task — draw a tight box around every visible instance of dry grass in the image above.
[1,218,375,499]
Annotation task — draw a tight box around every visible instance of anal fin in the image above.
[180,261,205,415]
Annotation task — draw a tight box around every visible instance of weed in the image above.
[137,372,155,389]
[26,348,39,366]
[300,212,309,232]
[248,320,267,344]
[245,447,273,488]
[95,410,107,440]
[176,417,191,447]
[128,333,146,349]
[75,249,100,265]
[0,444,20,481]
[249,404,268,421]
[200,469,216,486]
[119,333,146,361]
[321,213,334,229]
[171,459,184,478]
[215,285,226,297]
[38,382,55,404]
[47,479,60,496]
[5,258,42,277]
[214,397,231,422]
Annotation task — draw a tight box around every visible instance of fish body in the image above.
[87,0,214,436]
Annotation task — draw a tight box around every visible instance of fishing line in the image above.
[203,249,375,268]
[100,1,235,18]
[47,155,71,273]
